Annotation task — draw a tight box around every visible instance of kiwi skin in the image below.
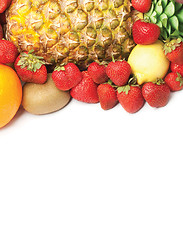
[22,73,71,115]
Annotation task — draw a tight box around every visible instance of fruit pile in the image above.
[0,0,183,128]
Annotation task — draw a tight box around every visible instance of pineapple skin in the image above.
[6,0,136,68]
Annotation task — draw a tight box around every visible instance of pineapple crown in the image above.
[17,50,45,72]
[144,0,183,41]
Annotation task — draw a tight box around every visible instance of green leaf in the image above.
[164,1,175,17]
[180,23,183,32]
[166,22,172,35]
[159,13,168,28]
[117,85,130,94]
[34,62,42,72]
[175,2,182,12]
[161,28,168,39]
[54,65,65,71]
[145,2,155,17]
[177,8,183,23]
[155,0,163,15]
[161,0,168,9]
[156,20,163,28]
[150,11,158,23]
[170,29,181,38]
[107,79,113,85]
[169,16,179,30]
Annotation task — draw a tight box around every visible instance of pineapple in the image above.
[6,0,137,68]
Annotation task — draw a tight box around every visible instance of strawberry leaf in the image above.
[54,65,65,71]
[117,85,131,94]
[175,72,183,86]
[18,51,45,72]
[155,78,165,85]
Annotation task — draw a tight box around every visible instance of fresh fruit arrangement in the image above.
[0,0,183,128]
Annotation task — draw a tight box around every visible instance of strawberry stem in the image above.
[111,55,115,62]
[106,79,118,88]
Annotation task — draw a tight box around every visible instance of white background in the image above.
[0,91,183,240]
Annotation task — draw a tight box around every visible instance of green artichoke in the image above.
[144,0,183,40]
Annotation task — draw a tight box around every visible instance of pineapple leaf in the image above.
[147,0,183,41]
[161,28,168,39]
[161,0,168,9]
[170,29,181,38]
[150,11,158,23]
[164,1,175,17]
[175,2,182,12]
[145,2,155,16]
[159,13,168,28]
[166,22,172,35]
[169,16,179,30]
[156,20,163,28]
[155,0,163,15]
[177,9,183,23]
[179,25,183,35]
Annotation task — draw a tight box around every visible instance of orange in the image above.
[0,64,22,128]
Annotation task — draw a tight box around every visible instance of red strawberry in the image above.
[97,82,118,110]
[0,0,12,13]
[132,0,152,13]
[14,51,47,84]
[163,38,183,65]
[132,20,161,45]
[0,24,3,39]
[164,72,183,92]
[117,84,145,113]
[170,62,183,77]
[52,63,82,91]
[106,59,131,86]
[0,39,18,64]
[88,62,108,84]
[142,79,170,108]
[70,71,99,103]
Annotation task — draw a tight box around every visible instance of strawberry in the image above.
[163,38,183,65]
[88,62,108,84]
[70,71,99,103]
[142,79,170,108]
[52,63,82,91]
[117,81,145,113]
[132,20,161,45]
[14,51,47,84]
[170,62,183,77]
[0,39,18,64]
[164,72,183,92]
[97,82,118,110]
[106,59,131,86]
[0,0,12,13]
[0,24,3,39]
[132,0,152,13]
